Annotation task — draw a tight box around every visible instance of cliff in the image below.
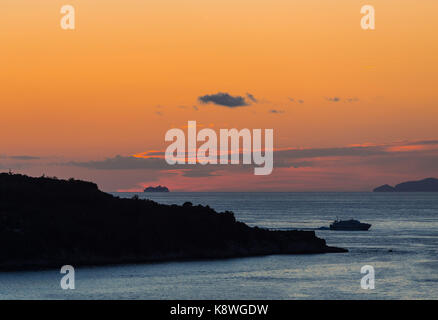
[373,178,438,192]
[0,173,346,271]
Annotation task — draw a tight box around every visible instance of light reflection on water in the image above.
[0,192,437,299]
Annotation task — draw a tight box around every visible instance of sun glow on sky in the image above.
[1,0,437,191]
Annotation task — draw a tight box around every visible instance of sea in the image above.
[0,192,437,300]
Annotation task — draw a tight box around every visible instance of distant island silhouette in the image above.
[144,185,169,192]
[373,177,438,192]
[0,173,345,271]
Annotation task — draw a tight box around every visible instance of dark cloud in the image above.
[409,140,438,146]
[67,140,438,171]
[65,156,242,178]
[275,145,386,161]
[246,93,258,103]
[363,153,438,173]
[198,92,250,107]
[290,161,314,168]
[180,167,222,178]
[0,155,40,160]
[0,155,43,172]
[63,140,438,181]
[65,145,383,172]
[67,155,166,170]
[326,97,359,103]
[269,109,285,114]
[289,98,304,104]
[326,97,341,102]
[12,156,40,160]
[274,160,315,168]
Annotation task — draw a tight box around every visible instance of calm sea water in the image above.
[1,192,437,300]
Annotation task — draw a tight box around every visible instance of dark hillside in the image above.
[0,173,346,270]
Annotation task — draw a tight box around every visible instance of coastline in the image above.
[0,173,346,272]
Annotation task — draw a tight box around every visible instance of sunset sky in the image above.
[1,0,437,191]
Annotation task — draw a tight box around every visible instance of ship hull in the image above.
[329,224,371,231]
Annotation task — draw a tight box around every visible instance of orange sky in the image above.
[1,0,437,191]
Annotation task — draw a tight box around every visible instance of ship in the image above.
[329,219,371,231]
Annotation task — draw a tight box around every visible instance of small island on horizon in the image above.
[373,177,438,192]
[0,173,345,271]
[144,185,170,193]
